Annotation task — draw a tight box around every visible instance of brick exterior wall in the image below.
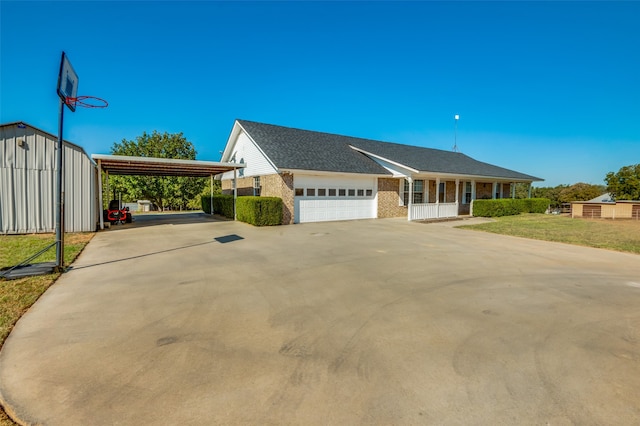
[260,173,294,225]
[476,182,493,199]
[501,183,512,198]
[221,176,254,196]
[222,173,294,224]
[377,178,407,218]
[445,180,456,203]
[428,180,436,202]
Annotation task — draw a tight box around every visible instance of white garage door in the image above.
[294,175,377,223]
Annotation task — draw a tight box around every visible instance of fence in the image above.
[410,203,458,220]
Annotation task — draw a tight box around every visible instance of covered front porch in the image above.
[403,176,531,221]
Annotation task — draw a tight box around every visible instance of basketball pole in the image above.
[55,98,65,271]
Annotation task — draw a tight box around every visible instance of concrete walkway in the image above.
[1,215,640,425]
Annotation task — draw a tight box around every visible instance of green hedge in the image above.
[237,196,282,226]
[201,194,235,218]
[472,198,550,217]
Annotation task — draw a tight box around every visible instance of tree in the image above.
[532,185,568,207]
[605,164,640,200]
[108,131,207,210]
[557,183,606,203]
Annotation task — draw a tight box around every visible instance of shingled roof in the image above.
[236,120,542,181]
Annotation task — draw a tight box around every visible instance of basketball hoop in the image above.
[65,95,108,109]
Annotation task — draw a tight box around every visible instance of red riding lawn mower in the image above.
[103,199,132,225]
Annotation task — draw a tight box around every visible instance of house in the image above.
[0,122,99,233]
[572,194,640,219]
[219,120,543,224]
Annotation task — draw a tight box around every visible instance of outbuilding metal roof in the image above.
[91,154,244,177]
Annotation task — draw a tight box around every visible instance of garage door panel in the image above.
[294,175,377,223]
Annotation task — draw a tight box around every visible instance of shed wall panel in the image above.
[1,123,97,234]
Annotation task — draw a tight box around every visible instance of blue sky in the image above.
[1,1,638,187]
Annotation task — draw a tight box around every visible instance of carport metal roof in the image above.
[91,154,244,177]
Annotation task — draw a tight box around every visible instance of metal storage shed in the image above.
[0,122,99,234]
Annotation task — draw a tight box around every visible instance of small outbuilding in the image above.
[572,193,640,219]
[0,122,99,233]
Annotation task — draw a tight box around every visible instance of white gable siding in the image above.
[220,131,277,180]
[364,155,413,178]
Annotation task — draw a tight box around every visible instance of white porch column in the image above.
[407,177,413,221]
[470,180,476,216]
[455,179,460,204]
[98,160,104,230]
[492,182,498,199]
[233,167,237,220]
[512,182,516,198]
[528,183,532,198]
[435,177,441,204]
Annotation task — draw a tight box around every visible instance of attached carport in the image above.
[91,154,244,230]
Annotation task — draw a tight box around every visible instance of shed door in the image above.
[583,205,601,218]
[293,175,377,223]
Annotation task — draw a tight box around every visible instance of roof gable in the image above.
[236,120,390,175]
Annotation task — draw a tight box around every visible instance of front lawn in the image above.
[0,233,93,425]
[460,214,640,254]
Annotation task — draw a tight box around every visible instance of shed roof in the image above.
[92,154,244,177]
[236,120,542,181]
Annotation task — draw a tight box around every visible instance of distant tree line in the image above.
[525,163,639,207]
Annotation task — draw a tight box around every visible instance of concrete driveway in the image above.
[1,215,640,425]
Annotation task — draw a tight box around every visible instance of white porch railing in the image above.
[410,203,458,220]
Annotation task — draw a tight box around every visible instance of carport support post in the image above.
[210,174,213,215]
[98,160,104,230]
[55,99,65,271]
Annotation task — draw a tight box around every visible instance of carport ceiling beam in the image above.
[91,154,244,177]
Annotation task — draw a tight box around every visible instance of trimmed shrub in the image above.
[236,196,282,226]
[201,194,235,218]
[473,198,550,217]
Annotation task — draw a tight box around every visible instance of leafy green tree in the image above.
[557,183,606,203]
[605,164,640,200]
[108,131,207,210]
[532,185,568,207]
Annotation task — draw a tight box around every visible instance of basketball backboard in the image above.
[57,52,79,112]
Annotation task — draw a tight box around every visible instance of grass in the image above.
[0,233,93,425]
[460,214,640,254]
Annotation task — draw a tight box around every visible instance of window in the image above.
[402,180,409,206]
[495,184,501,199]
[339,189,346,196]
[439,182,446,203]
[366,189,373,197]
[357,189,364,196]
[295,188,304,196]
[253,176,261,196]
[318,188,326,196]
[307,188,315,196]
[413,180,424,204]
[401,179,424,205]
[329,188,336,196]
[465,182,472,204]
[348,189,355,196]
